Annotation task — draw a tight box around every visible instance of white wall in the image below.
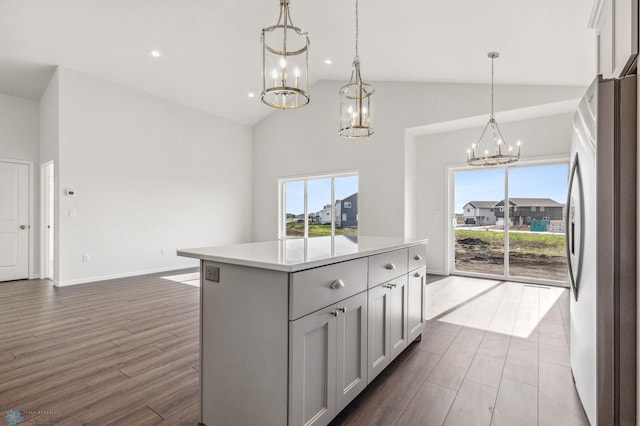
[0,90,40,278]
[54,68,253,285]
[0,92,39,161]
[416,112,574,274]
[253,80,585,243]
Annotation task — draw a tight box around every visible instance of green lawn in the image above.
[286,222,358,237]
[455,229,566,257]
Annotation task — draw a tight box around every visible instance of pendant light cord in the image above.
[354,0,359,62]
[490,55,494,119]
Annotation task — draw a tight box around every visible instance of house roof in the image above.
[497,198,564,207]
[465,201,497,209]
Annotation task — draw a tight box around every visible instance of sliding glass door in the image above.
[452,162,568,285]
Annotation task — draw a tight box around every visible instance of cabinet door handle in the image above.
[330,310,338,317]
[330,279,345,289]
[390,283,397,288]
[337,307,346,313]
[414,272,421,278]
[384,263,396,270]
[414,255,422,261]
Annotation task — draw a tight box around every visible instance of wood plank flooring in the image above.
[331,276,589,426]
[0,272,589,425]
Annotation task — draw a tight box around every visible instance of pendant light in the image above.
[339,0,374,138]
[466,52,521,166]
[261,0,310,109]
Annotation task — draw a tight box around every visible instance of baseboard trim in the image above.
[427,269,447,276]
[54,263,200,287]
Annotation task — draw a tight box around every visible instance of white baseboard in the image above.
[54,263,200,287]
[427,269,447,276]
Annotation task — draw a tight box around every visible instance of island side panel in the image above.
[200,261,289,425]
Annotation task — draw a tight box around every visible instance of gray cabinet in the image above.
[367,274,409,383]
[408,267,426,342]
[389,275,408,361]
[289,305,337,426]
[290,291,368,426]
[367,283,391,382]
[194,241,428,426]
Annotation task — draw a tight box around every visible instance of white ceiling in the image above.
[0,0,595,125]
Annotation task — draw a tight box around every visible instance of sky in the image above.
[285,175,359,214]
[454,163,569,213]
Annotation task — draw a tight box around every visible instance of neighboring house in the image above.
[462,201,497,225]
[549,220,566,233]
[336,193,358,228]
[494,198,565,226]
[318,204,332,225]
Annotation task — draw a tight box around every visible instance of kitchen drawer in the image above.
[289,258,368,320]
[368,248,408,288]
[408,244,427,272]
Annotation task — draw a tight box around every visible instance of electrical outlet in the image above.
[82,254,90,263]
[204,265,220,282]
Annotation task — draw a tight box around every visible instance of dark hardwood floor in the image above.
[0,272,588,425]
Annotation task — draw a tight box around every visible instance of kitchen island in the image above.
[178,236,428,426]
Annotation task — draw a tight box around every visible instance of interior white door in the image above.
[0,161,29,281]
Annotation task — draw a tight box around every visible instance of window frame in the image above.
[279,171,359,239]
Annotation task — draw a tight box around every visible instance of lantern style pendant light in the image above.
[339,0,374,138]
[466,52,521,166]
[261,0,310,109]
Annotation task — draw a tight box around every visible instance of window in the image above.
[499,206,504,212]
[280,172,358,238]
[531,206,537,212]
[540,206,545,212]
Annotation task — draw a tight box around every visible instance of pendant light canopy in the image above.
[261,0,310,109]
[466,52,521,166]
[339,0,374,138]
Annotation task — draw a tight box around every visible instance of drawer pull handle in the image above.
[337,307,346,313]
[330,279,345,289]
[414,272,421,278]
[385,263,396,270]
[414,255,423,261]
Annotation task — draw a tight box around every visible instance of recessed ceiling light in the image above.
[150,50,162,58]
[248,92,256,98]
[324,59,332,65]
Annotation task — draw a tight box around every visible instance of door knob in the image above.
[19,225,27,230]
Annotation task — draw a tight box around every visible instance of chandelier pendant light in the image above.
[466,52,521,166]
[261,0,310,109]
[339,0,374,138]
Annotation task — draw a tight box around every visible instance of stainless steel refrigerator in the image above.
[568,74,637,425]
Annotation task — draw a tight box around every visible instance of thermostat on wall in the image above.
[65,189,76,196]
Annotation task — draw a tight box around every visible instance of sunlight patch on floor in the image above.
[161,272,200,287]
[425,276,563,339]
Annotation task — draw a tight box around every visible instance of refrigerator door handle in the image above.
[566,152,585,301]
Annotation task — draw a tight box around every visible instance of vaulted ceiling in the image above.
[0,0,595,125]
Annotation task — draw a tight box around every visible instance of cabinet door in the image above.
[389,275,408,361]
[367,284,390,383]
[408,267,426,342]
[290,307,337,426]
[336,292,368,412]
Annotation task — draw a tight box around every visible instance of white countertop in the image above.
[177,236,428,272]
